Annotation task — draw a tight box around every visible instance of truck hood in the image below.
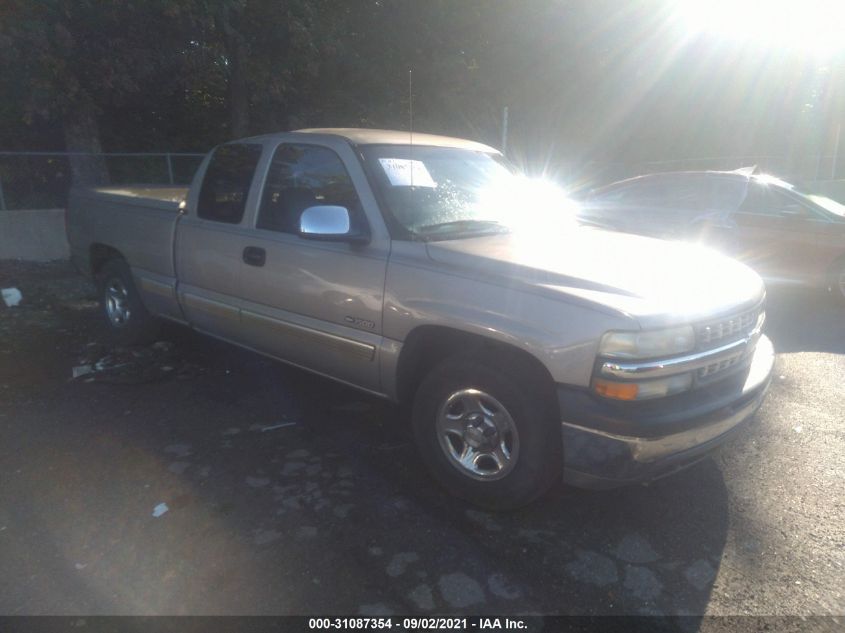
[424,227,765,328]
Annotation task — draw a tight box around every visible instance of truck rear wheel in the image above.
[97,259,160,345]
[411,354,562,510]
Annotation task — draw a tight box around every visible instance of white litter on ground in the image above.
[94,359,130,372]
[72,365,94,379]
[261,422,297,432]
[1,288,22,307]
[152,502,169,518]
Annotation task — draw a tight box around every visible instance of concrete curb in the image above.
[0,209,69,262]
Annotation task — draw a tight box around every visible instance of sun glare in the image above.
[671,0,845,58]
[478,176,579,235]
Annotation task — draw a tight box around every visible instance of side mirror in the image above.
[299,205,368,243]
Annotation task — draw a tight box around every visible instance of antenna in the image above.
[409,68,414,188]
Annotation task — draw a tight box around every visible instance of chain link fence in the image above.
[0,152,205,210]
[0,150,842,210]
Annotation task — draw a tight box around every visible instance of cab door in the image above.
[236,141,389,392]
[175,143,263,340]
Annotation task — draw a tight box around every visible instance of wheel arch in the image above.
[394,324,558,413]
[89,243,126,277]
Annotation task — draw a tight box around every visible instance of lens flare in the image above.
[671,0,845,58]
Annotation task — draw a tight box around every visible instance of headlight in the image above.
[592,373,693,401]
[598,325,695,359]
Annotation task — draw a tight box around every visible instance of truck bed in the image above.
[67,185,186,282]
[85,186,188,209]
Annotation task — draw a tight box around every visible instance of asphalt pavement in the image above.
[0,261,842,620]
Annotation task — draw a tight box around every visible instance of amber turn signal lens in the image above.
[592,379,639,401]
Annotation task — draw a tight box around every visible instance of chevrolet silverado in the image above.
[67,128,774,509]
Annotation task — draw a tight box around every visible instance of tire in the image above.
[411,354,562,510]
[96,259,160,345]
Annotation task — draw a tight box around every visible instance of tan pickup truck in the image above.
[67,128,774,509]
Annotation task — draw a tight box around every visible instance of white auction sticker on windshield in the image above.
[378,158,437,188]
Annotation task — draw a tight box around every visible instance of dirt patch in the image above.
[0,260,205,387]
[0,260,96,333]
[72,340,206,384]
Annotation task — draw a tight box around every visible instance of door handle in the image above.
[243,246,266,267]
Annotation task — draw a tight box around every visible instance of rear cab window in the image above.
[197,143,263,224]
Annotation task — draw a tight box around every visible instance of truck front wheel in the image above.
[411,354,562,510]
[97,259,160,345]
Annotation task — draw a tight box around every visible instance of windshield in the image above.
[361,144,578,240]
[808,194,845,217]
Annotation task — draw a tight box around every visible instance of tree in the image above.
[0,1,194,184]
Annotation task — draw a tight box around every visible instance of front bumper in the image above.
[560,334,774,488]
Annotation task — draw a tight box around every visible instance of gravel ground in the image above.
[0,260,842,622]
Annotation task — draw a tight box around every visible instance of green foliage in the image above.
[0,0,842,176]
[0,1,190,119]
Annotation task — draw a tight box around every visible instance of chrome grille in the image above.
[698,353,743,379]
[697,308,758,349]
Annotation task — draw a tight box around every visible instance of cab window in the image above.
[197,143,263,224]
[257,144,364,234]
